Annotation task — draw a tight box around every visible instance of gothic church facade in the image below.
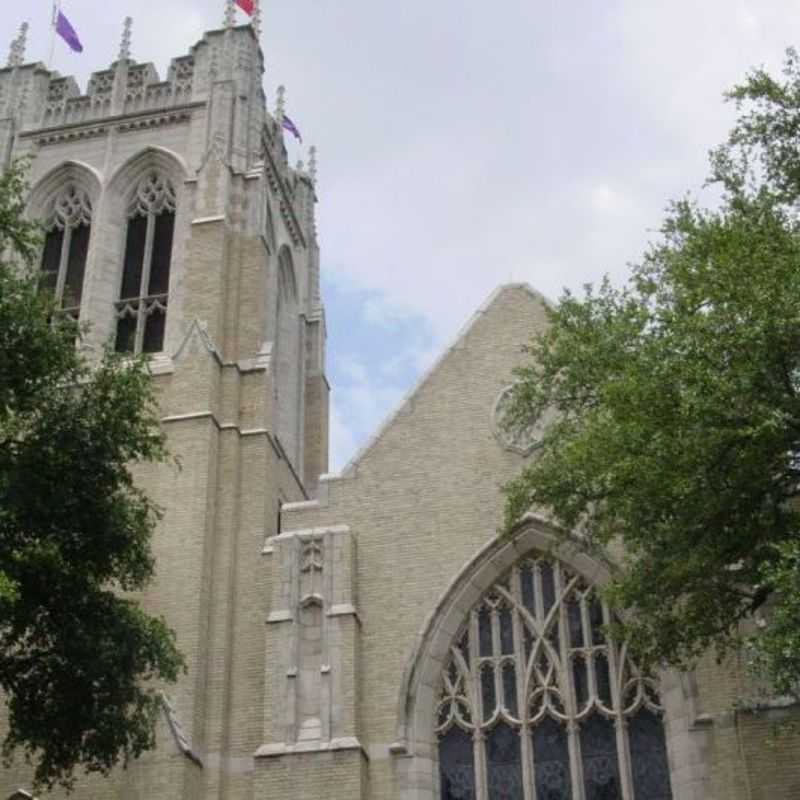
[1,14,799,800]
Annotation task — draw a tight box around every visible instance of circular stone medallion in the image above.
[491,385,552,455]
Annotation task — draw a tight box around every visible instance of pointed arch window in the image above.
[39,184,92,320]
[115,171,176,354]
[437,554,673,800]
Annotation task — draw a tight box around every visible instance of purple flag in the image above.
[55,10,83,53]
[282,114,302,143]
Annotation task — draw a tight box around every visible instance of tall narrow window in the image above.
[436,554,674,800]
[115,172,176,354]
[39,185,92,320]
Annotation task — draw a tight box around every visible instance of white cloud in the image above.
[587,184,631,216]
[7,0,800,468]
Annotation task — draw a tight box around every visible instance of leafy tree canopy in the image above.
[0,161,183,790]
[504,50,800,698]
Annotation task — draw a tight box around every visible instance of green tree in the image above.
[504,50,800,698]
[0,160,184,790]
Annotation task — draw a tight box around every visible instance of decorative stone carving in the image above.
[43,77,77,124]
[300,537,324,600]
[172,57,194,98]
[262,525,360,755]
[6,22,28,68]
[88,71,113,115]
[252,0,262,38]
[300,538,323,572]
[223,0,236,29]
[47,184,92,230]
[128,171,176,217]
[492,384,552,455]
[125,65,148,106]
[118,17,132,62]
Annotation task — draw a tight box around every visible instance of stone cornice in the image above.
[18,102,203,146]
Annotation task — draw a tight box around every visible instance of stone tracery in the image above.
[115,171,177,354]
[436,553,672,800]
[47,183,92,230]
[39,183,93,319]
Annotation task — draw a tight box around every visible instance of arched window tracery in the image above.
[39,184,92,320]
[114,171,176,354]
[436,554,672,800]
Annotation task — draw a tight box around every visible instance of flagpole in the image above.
[47,1,58,69]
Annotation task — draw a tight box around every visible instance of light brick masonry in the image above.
[1,17,799,800]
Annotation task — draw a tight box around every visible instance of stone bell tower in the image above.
[0,5,330,798]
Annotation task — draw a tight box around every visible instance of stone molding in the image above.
[20,106,199,147]
[160,692,203,768]
[254,736,366,759]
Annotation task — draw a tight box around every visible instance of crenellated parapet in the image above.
[0,18,319,265]
[34,57,195,129]
[0,24,267,134]
[42,75,80,126]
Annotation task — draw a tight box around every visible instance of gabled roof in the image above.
[340,283,551,476]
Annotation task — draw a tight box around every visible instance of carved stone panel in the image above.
[491,384,554,456]
[261,524,360,755]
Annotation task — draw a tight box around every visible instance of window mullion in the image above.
[469,609,488,800]
[557,568,586,800]
[491,605,502,717]
[136,212,156,354]
[54,225,72,308]
[582,596,598,707]
[616,718,635,800]
[510,568,535,800]
[607,614,635,800]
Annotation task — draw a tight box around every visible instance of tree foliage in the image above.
[504,50,800,697]
[0,161,184,790]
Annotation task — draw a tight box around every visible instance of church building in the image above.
[1,8,799,799]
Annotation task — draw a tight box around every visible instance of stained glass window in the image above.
[629,709,672,800]
[440,726,476,800]
[436,553,673,800]
[580,715,620,800]
[115,171,176,354]
[531,716,571,800]
[39,184,92,320]
[487,723,523,800]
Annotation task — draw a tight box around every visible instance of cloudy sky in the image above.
[4,1,800,469]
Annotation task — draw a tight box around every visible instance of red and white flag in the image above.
[235,0,254,15]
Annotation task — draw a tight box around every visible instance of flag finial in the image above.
[118,17,132,61]
[252,0,262,39]
[7,21,28,68]
[309,146,317,185]
[223,0,236,29]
